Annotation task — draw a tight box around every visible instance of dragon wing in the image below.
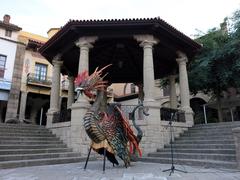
[97,104,142,167]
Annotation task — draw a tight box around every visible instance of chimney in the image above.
[47,28,60,38]
[3,14,10,24]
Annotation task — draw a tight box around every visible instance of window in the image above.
[34,63,47,81]
[0,55,7,78]
[5,30,12,37]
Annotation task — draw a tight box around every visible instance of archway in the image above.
[190,97,206,124]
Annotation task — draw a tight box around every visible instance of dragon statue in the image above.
[75,65,142,169]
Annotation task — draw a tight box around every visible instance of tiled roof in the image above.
[40,17,201,54]
[0,21,21,31]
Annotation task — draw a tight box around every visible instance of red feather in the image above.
[74,70,88,86]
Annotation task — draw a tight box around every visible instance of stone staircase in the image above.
[140,121,240,169]
[0,123,87,169]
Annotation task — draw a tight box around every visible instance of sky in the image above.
[1,0,240,38]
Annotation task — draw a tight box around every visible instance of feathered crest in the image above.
[75,64,112,90]
[74,70,88,86]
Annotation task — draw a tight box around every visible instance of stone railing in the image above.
[61,79,69,90]
[120,104,146,121]
[52,109,71,123]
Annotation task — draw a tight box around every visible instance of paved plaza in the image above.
[0,161,240,180]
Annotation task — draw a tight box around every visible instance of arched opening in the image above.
[190,98,206,124]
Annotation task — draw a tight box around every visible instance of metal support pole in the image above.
[203,104,207,124]
[39,108,43,126]
[230,108,234,122]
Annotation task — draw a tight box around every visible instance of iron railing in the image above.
[160,107,186,122]
[52,109,71,123]
[27,73,51,86]
[61,80,69,90]
[118,104,145,121]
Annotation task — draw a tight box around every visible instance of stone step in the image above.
[0,125,46,131]
[157,148,236,154]
[174,140,234,144]
[188,129,234,133]
[0,136,59,141]
[194,121,240,128]
[0,140,63,145]
[0,156,91,169]
[0,129,52,134]
[0,152,81,161]
[164,144,235,149]
[175,136,233,141]
[139,157,238,169]
[181,132,232,137]
[0,133,56,137]
[0,123,45,129]
[0,148,73,155]
[0,144,67,149]
[148,152,236,161]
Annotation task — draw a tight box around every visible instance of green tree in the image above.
[188,10,240,122]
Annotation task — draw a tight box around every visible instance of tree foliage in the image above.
[188,10,240,97]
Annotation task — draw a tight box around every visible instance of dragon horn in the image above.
[98,64,112,74]
[94,67,99,73]
[101,73,109,80]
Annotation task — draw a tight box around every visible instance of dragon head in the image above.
[75,64,111,99]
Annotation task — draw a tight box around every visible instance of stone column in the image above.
[134,35,163,155]
[176,51,194,126]
[47,55,63,128]
[70,36,97,154]
[169,75,177,109]
[49,57,62,112]
[233,127,240,169]
[19,92,28,121]
[67,76,74,109]
[75,37,97,103]
[139,38,158,102]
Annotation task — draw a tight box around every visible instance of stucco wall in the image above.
[0,39,17,83]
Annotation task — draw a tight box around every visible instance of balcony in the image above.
[61,79,69,91]
[27,73,52,87]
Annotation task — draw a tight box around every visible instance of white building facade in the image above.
[0,14,21,122]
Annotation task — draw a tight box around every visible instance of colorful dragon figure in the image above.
[75,65,142,168]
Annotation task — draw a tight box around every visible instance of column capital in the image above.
[52,59,63,67]
[53,54,62,61]
[176,51,188,64]
[75,36,98,49]
[134,34,159,46]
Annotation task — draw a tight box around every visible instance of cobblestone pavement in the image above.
[0,161,240,180]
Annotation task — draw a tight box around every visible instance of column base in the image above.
[181,106,194,127]
[141,100,164,154]
[46,111,54,128]
[46,108,59,128]
[70,100,91,154]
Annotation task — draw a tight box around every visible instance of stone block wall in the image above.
[134,120,188,155]
[5,43,25,120]
[233,127,240,169]
[49,101,189,157]
[49,122,71,147]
